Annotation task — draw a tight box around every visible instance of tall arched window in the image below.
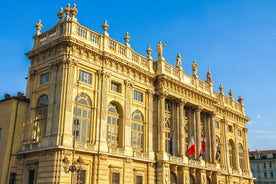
[215,136,221,162]
[73,93,92,142]
[107,103,120,147]
[34,94,48,142]
[131,110,144,151]
[228,139,235,168]
[189,175,195,184]
[238,143,244,170]
[170,172,177,184]
[165,119,171,153]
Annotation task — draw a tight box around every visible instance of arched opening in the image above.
[170,172,177,184]
[238,143,244,170]
[228,139,235,168]
[73,93,92,142]
[107,102,123,147]
[189,174,195,184]
[34,94,48,142]
[131,110,144,152]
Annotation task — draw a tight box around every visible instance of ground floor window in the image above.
[9,173,16,184]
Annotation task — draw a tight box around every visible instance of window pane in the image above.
[40,72,50,85]
[79,70,92,84]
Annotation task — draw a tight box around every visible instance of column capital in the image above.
[196,105,203,112]
[146,89,155,97]
[156,91,168,98]
[97,70,110,80]
[124,79,133,89]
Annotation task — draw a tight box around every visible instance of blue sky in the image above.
[1,1,276,151]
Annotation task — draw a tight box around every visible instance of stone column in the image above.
[57,59,76,147]
[195,106,202,159]
[223,118,229,168]
[147,90,155,159]
[179,99,186,157]
[156,91,168,160]
[234,124,240,170]
[210,113,216,163]
[96,70,110,152]
[124,80,133,155]
[243,128,250,172]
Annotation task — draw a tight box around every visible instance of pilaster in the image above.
[179,99,186,157]
[210,113,216,163]
[195,106,202,159]
[96,70,110,152]
[147,90,155,159]
[124,80,133,155]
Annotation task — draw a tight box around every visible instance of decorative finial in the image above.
[219,83,224,94]
[206,69,212,83]
[176,52,182,69]
[238,95,244,104]
[229,89,233,98]
[57,7,64,20]
[35,19,43,35]
[192,60,198,77]
[70,3,78,20]
[64,3,71,19]
[146,45,152,58]
[124,32,131,46]
[102,20,109,36]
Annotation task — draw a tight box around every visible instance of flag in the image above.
[169,129,175,155]
[199,135,207,158]
[188,132,196,156]
[216,144,221,161]
[169,136,173,155]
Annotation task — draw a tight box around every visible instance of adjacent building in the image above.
[0,4,254,184]
[0,93,29,184]
[250,150,276,184]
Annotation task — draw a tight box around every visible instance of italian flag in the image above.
[188,132,196,156]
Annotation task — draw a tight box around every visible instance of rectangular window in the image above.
[0,128,2,138]
[79,70,92,84]
[136,175,143,184]
[28,170,35,184]
[9,173,16,184]
[40,72,50,85]
[112,172,120,184]
[237,130,242,136]
[111,82,121,93]
[228,125,233,133]
[134,90,143,102]
[77,170,86,184]
[214,121,219,129]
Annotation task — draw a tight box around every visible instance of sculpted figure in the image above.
[192,60,198,77]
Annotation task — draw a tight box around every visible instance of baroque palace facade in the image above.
[2,4,254,184]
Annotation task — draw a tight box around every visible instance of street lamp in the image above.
[62,118,83,182]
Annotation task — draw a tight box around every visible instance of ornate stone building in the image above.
[249,150,276,183]
[4,4,253,184]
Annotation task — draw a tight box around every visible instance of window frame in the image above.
[134,90,143,102]
[40,72,50,85]
[131,110,144,151]
[78,70,92,84]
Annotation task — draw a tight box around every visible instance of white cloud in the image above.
[256,115,262,119]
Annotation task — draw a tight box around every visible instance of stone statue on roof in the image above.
[157,41,167,60]
[192,60,198,77]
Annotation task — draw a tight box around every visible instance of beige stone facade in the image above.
[2,4,254,184]
[0,94,29,184]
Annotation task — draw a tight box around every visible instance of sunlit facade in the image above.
[2,4,254,184]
